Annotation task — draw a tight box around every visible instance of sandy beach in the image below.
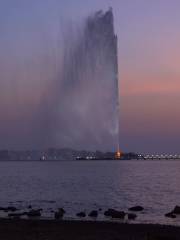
[0,219,179,240]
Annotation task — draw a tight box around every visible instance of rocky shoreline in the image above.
[0,204,148,222]
[0,204,180,239]
[2,204,180,222]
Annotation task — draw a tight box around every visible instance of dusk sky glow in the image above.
[0,0,180,153]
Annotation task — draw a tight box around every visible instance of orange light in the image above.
[115,150,121,159]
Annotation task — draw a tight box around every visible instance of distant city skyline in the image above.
[0,0,180,153]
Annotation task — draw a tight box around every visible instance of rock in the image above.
[104,209,126,219]
[27,209,41,217]
[128,213,137,220]
[104,208,115,217]
[58,208,66,214]
[0,207,18,212]
[76,212,86,217]
[88,210,98,218]
[54,208,65,219]
[54,211,63,219]
[165,212,176,218]
[128,206,144,212]
[7,207,17,212]
[112,211,126,219]
[172,206,180,214]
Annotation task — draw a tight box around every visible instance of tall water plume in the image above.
[52,8,120,151]
[0,8,119,151]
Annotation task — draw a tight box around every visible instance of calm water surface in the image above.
[0,160,179,225]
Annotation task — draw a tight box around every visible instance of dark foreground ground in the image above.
[0,219,179,240]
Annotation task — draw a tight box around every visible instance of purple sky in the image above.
[0,0,180,153]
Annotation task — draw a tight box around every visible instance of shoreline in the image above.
[0,219,180,239]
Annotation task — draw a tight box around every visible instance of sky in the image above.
[0,0,180,153]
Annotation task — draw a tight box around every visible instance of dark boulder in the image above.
[58,208,66,214]
[27,209,41,217]
[172,206,180,214]
[88,210,98,218]
[76,212,86,217]
[112,211,126,219]
[104,208,115,217]
[128,206,144,212]
[0,207,18,212]
[165,212,176,218]
[7,207,17,212]
[104,209,126,219]
[54,211,63,219]
[54,208,65,219]
[128,213,137,220]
